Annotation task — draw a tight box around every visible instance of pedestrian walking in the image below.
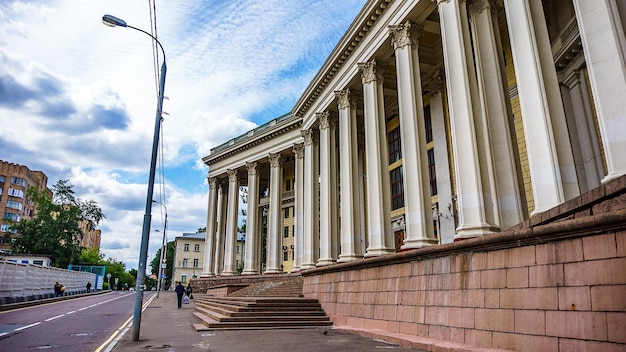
[185,283,193,299]
[175,282,185,308]
[86,282,92,293]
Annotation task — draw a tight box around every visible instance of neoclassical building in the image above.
[201,0,625,277]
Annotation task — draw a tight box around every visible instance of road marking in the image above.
[15,322,41,331]
[44,314,65,322]
[66,310,77,314]
[95,293,157,352]
[78,307,89,311]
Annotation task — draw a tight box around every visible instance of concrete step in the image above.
[193,295,333,331]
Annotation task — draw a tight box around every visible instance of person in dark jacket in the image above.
[175,282,185,308]
[185,283,193,299]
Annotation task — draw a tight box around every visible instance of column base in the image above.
[337,255,363,263]
[263,269,283,274]
[401,238,438,250]
[199,273,215,278]
[241,270,259,275]
[299,263,317,270]
[316,259,336,267]
[220,271,236,276]
[364,248,394,257]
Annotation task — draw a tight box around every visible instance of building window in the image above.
[284,207,289,219]
[8,188,24,198]
[33,260,43,266]
[388,126,402,164]
[236,245,240,254]
[182,259,188,267]
[6,201,23,211]
[286,179,291,191]
[194,244,200,252]
[292,225,295,237]
[427,149,437,196]
[3,212,20,221]
[390,166,405,210]
[283,251,289,261]
[193,259,199,268]
[10,177,27,188]
[0,175,6,183]
[424,106,433,143]
[284,226,289,238]
[184,244,189,252]
[181,275,187,283]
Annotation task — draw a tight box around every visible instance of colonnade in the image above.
[202,0,626,277]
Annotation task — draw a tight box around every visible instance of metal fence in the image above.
[0,260,95,300]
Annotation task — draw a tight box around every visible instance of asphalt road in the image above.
[0,291,149,351]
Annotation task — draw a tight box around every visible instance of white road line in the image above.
[78,307,89,311]
[66,310,77,314]
[0,332,8,337]
[45,314,65,322]
[14,322,41,331]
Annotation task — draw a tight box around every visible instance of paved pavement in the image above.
[109,291,427,352]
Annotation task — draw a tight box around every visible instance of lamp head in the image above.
[102,14,127,28]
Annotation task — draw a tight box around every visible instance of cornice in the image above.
[202,115,302,166]
[292,0,394,119]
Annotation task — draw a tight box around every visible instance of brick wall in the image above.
[302,176,626,352]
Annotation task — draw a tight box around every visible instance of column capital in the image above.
[432,0,450,5]
[358,60,387,85]
[301,129,317,146]
[335,88,360,110]
[389,20,424,50]
[317,111,337,130]
[268,153,282,168]
[425,71,445,97]
[227,169,238,182]
[468,0,496,16]
[293,143,304,159]
[208,176,218,189]
[245,161,258,175]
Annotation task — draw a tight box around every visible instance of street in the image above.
[0,291,152,351]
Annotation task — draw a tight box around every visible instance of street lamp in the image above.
[153,200,168,298]
[102,13,167,342]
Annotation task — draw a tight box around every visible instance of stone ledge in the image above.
[335,325,513,352]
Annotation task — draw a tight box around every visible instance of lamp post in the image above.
[153,200,168,298]
[102,14,167,342]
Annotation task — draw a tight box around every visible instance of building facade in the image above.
[0,160,51,252]
[201,0,626,276]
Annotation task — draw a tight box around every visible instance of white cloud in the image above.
[0,0,367,272]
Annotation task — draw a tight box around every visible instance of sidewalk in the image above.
[110,291,426,352]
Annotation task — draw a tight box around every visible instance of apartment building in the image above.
[0,160,51,252]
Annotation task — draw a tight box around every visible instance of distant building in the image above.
[172,232,205,285]
[0,254,53,267]
[0,160,51,252]
[172,231,244,284]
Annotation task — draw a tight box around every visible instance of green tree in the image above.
[9,180,105,268]
[78,247,105,264]
[102,257,135,290]
[150,241,175,289]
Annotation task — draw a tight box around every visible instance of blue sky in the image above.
[0,0,367,271]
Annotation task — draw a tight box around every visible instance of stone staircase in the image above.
[193,276,333,330]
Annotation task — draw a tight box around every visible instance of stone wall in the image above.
[301,175,626,352]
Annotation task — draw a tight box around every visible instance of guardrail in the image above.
[0,260,95,303]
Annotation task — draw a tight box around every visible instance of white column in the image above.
[358,60,394,256]
[291,143,305,272]
[335,89,364,262]
[572,0,626,182]
[317,112,339,266]
[425,73,456,244]
[504,0,579,213]
[201,177,218,276]
[265,153,283,273]
[389,20,437,249]
[469,0,524,228]
[243,162,260,274]
[437,0,496,239]
[214,182,227,275]
[221,169,239,276]
[300,129,319,269]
